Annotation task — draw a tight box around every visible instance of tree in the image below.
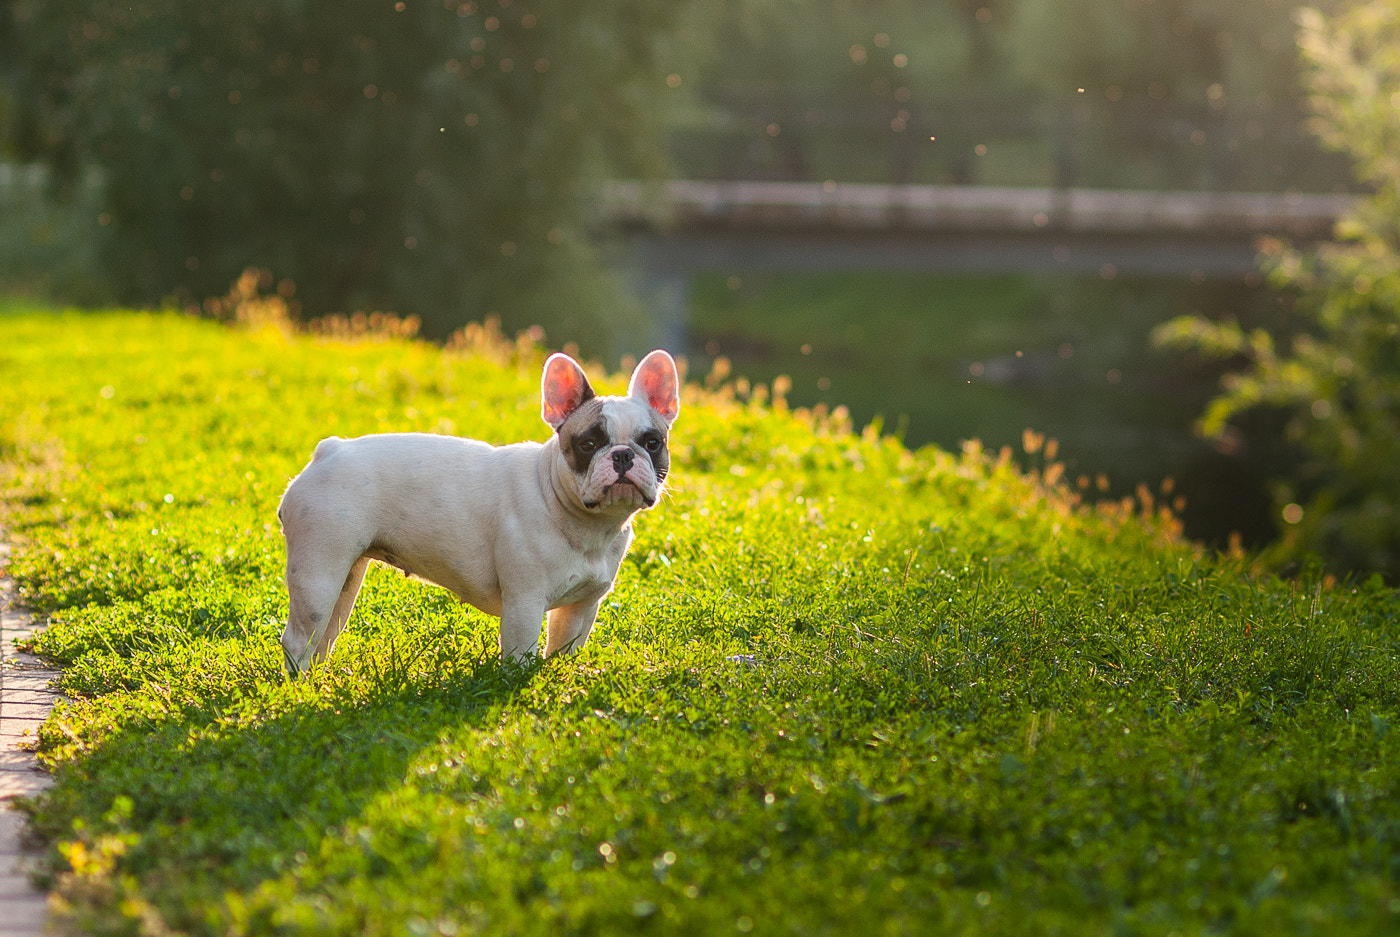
[670,0,1348,189]
[2,0,707,348]
[1007,0,1353,190]
[1155,1,1400,579]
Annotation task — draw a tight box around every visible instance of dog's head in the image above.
[542,350,680,513]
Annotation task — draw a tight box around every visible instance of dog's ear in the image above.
[628,350,680,425]
[541,353,595,431]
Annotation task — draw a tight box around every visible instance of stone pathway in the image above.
[0,538,59,935]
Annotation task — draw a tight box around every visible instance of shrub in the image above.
[1155,1,1400,580]
[1,0,705,348]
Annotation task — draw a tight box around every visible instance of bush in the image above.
[1155,1,1400,580]
[1,0,705,348]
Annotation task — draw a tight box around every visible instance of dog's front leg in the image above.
[498,595,547,662]
[283,555,371,678]
[545,599,602,657]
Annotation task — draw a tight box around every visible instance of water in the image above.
[684,270,1293,547]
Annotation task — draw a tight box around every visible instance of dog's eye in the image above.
[642,435,664,453]
[578,438,599,454]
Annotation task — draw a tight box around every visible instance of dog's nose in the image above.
[611,448,634,473]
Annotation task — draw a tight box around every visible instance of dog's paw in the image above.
[283,646,303,681]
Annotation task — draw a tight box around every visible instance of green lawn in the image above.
[2,304,1398,936]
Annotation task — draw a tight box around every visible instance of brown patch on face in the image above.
[556,398,609,475]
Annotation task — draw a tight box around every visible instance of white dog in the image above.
[277,350,679,676]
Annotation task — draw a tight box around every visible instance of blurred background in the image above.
[3,0,1397,576]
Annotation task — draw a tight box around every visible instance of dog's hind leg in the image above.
[544,598,602,657]
[282,555,370,678]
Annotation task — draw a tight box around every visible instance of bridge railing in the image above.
[603,180,1354,241]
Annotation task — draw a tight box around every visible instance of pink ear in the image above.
[628,350,680,424]
[541,353,594,430]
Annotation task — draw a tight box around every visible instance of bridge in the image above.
[601,181,1355,351]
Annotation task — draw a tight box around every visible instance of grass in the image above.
[1,301,1398,936]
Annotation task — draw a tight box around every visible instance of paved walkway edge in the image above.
[0,536,60,936]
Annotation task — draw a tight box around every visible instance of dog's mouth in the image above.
[606,478,643,500]
[583,477,653,510]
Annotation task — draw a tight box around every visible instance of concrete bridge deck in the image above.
[601,181,1356,351]
[604,180,1352,242]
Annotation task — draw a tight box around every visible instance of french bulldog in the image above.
[278,349,679,677]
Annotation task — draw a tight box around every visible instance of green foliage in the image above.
[1,0,706,347]
[3,306,1399,935]
[0,165,109,302]
[1011,0,1321,103]
[0,0,1359,327]
[679,0,1350,189]
[1155,1,1400,579]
